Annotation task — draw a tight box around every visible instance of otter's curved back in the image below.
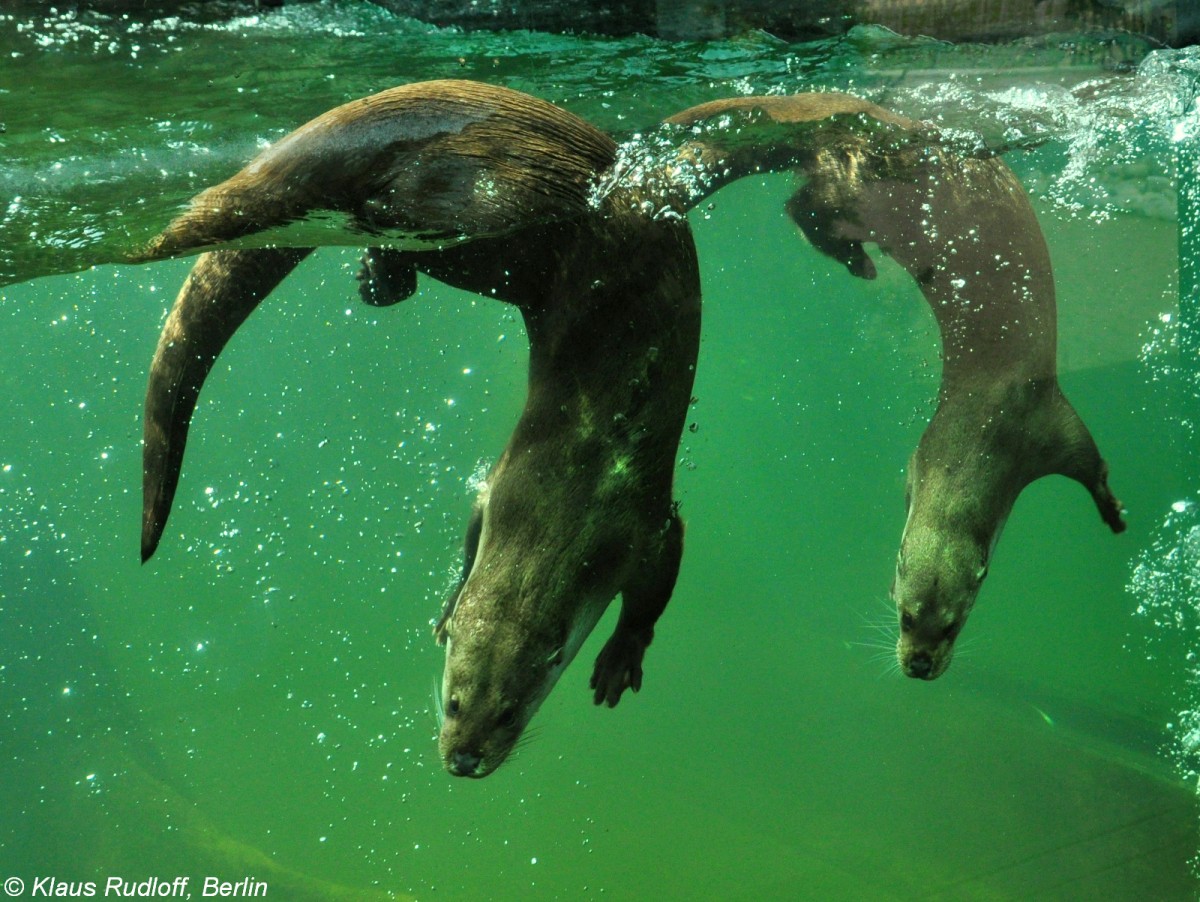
[137,79,617,261]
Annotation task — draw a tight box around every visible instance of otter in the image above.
[731,104,1127,679]
[794,139,1127,681]
[137,80,700,778]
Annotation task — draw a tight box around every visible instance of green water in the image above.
[1,3,1198,899]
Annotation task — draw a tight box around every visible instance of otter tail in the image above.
[142,247,311,562]
[137,81,621,561]
[136,186,304,263]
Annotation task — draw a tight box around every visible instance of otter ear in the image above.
[974,564,989,584]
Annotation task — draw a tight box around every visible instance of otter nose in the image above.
[449,750,482,777]
[906,652,934,679]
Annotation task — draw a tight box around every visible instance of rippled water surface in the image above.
[2,3,1199,899]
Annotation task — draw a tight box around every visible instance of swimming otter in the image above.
[744,105,1127,679]
[807,143,1125,681]
[137,80,699,778]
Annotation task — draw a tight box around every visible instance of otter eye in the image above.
[900,610,915,632]
[447,696,461,717]
[498,707,517,728]
[943,621,961,641]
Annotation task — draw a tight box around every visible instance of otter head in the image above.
[890,524,988,680]
[432,472,619,778]
[435,609,574,778]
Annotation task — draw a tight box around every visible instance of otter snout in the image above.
[448,749,484,778]
[904,651,935,680]
[897,640,952,680]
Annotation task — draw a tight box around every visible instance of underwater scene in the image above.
[1,2,1199,899]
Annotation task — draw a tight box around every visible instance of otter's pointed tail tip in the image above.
[141,518,163,564]
[141,474,170,563]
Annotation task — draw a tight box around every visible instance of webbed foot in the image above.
[785,186,877,280]
[1043,394,1127,535]
[590,513,683,708]
[357,247,417,307]
[590,627,653,708]
[1090,462,1127,534]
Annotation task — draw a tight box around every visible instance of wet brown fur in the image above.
[671,94,1123,679]
[137,79,616,260]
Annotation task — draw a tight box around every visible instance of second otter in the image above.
[772,114,1127,679]
[665,93,1123,678]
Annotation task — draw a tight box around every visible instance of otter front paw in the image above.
[590,629,652,708]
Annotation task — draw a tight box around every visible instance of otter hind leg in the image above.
[785,185,877,281]
[591,513,684,708]
[358,248,417,307]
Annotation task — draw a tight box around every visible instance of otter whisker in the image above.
[857,611,898,628]
[849,638,896,654]
[951,632,985,663]
[859,643,898,660]
[859,621,899,640]
[870,654,902,680]
[508,726,543,760]
[857,601,898,629]
[514,724,542,746]
[866,654,900,673]
[850,637,902,679]
[855,608,898,647]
